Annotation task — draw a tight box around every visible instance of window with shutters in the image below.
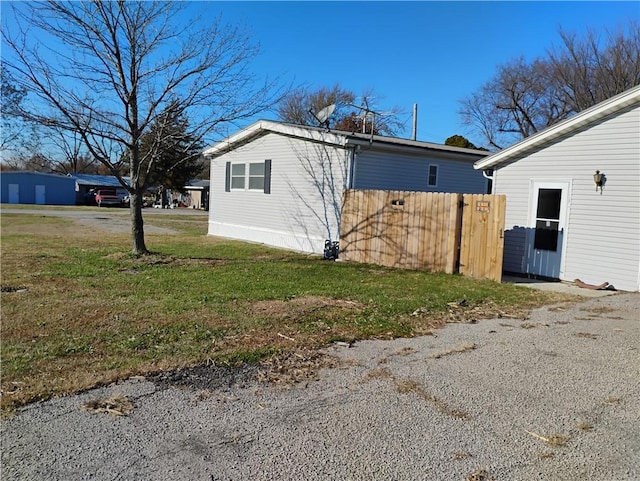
[227,160,271,193]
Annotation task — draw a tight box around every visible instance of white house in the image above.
[474,85,640,292]
[203,120,489,254]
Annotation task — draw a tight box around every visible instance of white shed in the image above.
[475,86,640,292]
[203,120,488,254]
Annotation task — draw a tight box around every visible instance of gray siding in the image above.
[353,149,487,193]
[495,103,640,291]
[209,132,349,254]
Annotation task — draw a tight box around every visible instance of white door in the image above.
[526,182,569,279]
[8,184,19,203]
[35,185,46,205]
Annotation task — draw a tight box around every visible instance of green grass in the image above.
[0,210,575,413]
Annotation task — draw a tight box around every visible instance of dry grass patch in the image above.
[526,430,570,447]
[577,421,593,431]
[574,332,598,339]
[82,394,133,417]
[258,349,340,386]
[466,468,494,481]
[430,342,476,359]
[452,451,472,460]
[582,306,616,314]
[363,369,468,419]
[521,322,549,329]
[377,347,417,365]
[363,367,395,381]
[395,347,417,356]
[248,296,362,320]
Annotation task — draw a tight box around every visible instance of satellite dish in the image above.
[309,103,336,129]
[316,104,336,124]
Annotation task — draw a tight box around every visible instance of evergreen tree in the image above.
[138,103,204,205]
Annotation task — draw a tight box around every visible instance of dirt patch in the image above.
[248,295,363,320]
[82,394,133,417]
[105,252,228,268]
[257,349,340,386]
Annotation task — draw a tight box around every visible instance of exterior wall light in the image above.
[593,170,605,194]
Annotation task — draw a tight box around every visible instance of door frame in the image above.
[35,184,46,205]
[527,180,570,279]
[8,184,19,203]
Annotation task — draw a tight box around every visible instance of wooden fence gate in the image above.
[340,190,506,282]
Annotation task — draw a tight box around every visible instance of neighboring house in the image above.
[474,85,640,292]
[69,174,130,205]
[1,171,76,205]
[182,179,210,210]
[203,120,489,254]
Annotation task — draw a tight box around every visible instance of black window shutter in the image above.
[264,159,272,194]
[225,162,231,192]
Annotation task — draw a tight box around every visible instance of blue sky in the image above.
[198,1,639,145]
[2,1,638,149]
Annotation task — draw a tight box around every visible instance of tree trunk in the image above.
[129,191,148,255]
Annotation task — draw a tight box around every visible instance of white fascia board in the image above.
[474,85,640,171]
[202,120,349,157]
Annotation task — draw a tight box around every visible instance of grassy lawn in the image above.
[0,210,574,414]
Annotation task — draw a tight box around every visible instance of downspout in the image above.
[348,145,360,188]
[482,169,494,194]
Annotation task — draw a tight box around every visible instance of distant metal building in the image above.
[1,171,76,205]
[69,174,130,205]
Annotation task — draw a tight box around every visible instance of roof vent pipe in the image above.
[412,104,418,141]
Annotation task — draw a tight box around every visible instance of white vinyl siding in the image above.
[494,102,640,291]
[209,132,349,254]
[352,149,486,194]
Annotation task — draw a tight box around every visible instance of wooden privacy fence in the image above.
[339,190,506,281]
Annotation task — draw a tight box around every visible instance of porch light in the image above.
[593,170,605,194]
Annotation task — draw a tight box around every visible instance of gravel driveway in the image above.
[1,207,208,234]
[2,292,638,480]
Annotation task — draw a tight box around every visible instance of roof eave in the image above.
[202,120,349,158]
[344,136,489,160]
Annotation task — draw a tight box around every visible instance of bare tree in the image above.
[40,130,100,175]
[278,84,355,127]
[547,24,640,111]
[1,153,52,172]
[278,85,404,136]
[0,67,40,160]
[2,1,281,254]
[460,22,640,149]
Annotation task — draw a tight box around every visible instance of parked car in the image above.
[95,189,122,207]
